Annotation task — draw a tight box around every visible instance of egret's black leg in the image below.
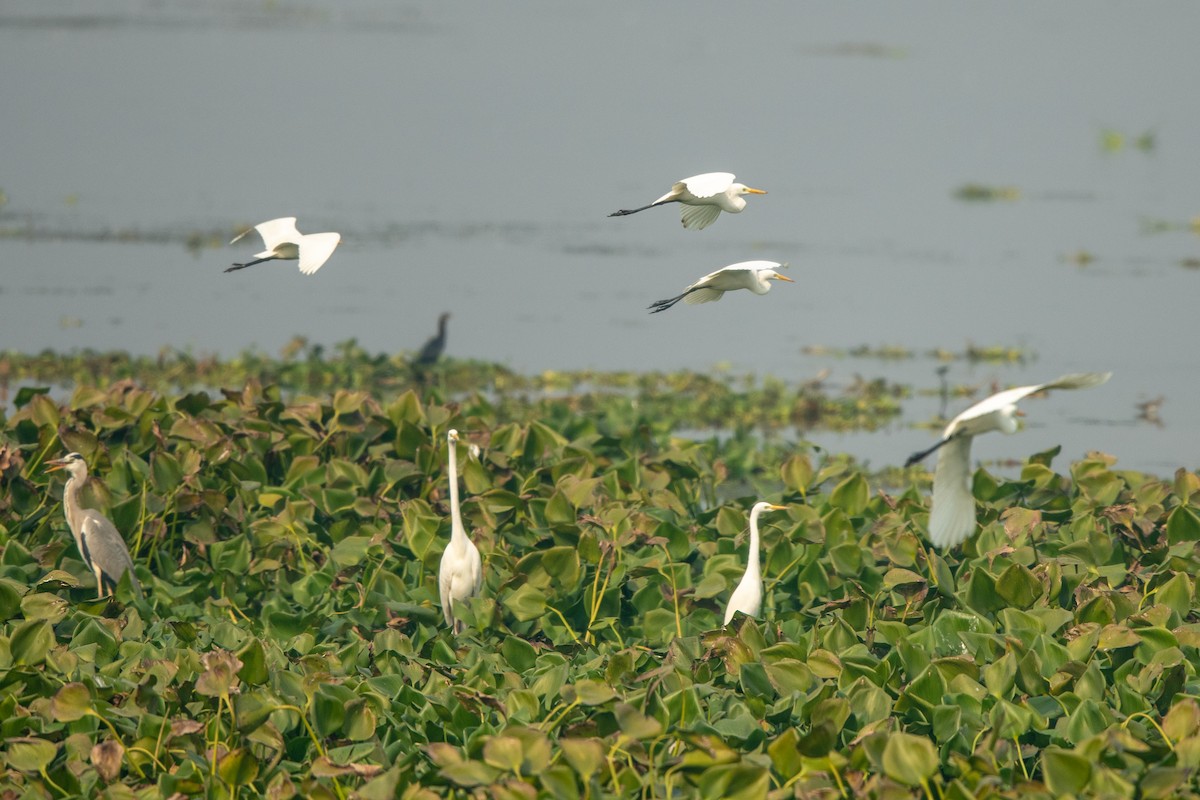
[225,256,275,273]
[904,437,950,467]
[609,200,672,218]
[648,293,688,314]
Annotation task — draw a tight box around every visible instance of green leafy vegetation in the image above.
[1,352,1198,797]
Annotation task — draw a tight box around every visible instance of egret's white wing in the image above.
[680,204,722,230]
[684,288,724,305]
[681,172,736,199]
[253,217,301,250]
[437,553,456,627]
[297,232,341,275]
[928,436,977,548]
[946,372,1112,437]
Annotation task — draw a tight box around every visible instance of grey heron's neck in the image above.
[62,475,86,543]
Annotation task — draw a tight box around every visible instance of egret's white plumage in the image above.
[650,261,793,313]
[438,429,483,633]
[724,501,786,625]
[45,453,141,599]
[610,172,766,230]
[906,372,1112,549]
[226,217,341,275]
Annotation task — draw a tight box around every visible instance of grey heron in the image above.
[45,453,142,598]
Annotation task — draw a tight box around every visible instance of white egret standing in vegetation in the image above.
[438,429,483,633]
[609,172,766,230]
[45,453,141,599]
[724,501,787,625]
[905,372,1112,549]
[650,261,793,313]
[226,217,341,275]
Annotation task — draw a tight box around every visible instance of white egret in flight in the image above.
[226,217,341,275]
[650,261,792,313]
[609,172,766,230]
[45,453,141,599]
[905,372,1112,549]
[438,429,483,633]
[724,501,787,625]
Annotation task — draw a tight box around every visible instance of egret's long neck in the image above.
[448,442,466,544]
[746,506,762,575]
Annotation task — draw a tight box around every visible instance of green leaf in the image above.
[1167,506,1200,544]
[995,563,1043,608]
[1042,748,1091,795]
[5,737,57,772]
[830,473,868,515]
[9,619,54,666]
[560,738,604,779]
[236,638,269,686]
[218,748,259,787]
[881,732,937,786]
[50,682,92,722]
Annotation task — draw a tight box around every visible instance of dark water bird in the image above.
[45,453,141,598]
[649,261,792,314]
[416,312,451,367]
[439,429,482,633]
[226,217,340,275]
[609,172,766,230]
[905,372,1112,549]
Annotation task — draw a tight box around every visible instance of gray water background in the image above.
[2,2,1198,476]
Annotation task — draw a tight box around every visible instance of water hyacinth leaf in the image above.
[10,619,54,666]
[218,748,259,787]
[830,473,868,515]
[559,737,604,780]
[50,682,92,722]
[1042,747,1091,795]
[1167,505,1200,544]
[90,740,124,783]
[195,649,243,698]
[503,583,548,622]
[881,732,937,786]
[995,563,1043,608]
[6,737,57,772]
[697,763,770,800]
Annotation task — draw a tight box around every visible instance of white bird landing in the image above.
[609,172,766,230]
[905,372,1112,549]
[649,261,793,314]
[226,217,341,275]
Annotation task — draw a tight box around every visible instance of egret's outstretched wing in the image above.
[680,204,722,230]
[681,172,735,198]
[949,372,1113,435]
[684,287,724,305]
[928,437,977,548]
[253,217,301,250]
[297,232,341,275]
[1035,372,1112,395]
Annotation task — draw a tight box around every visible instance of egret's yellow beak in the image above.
[768,504,788,511]
[774,274,795,283]
[745,187,767,195]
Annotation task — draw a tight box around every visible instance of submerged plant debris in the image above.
[0,350,1197,798]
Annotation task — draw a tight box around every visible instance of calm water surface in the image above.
[2,2,1198,474]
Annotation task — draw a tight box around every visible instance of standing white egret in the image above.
[226,217,341,275]
[609,172,766,230]
[649,261,793,313]
[438,429,483,633]
[45,453,141,599]
[905,372,1112,549]
[724,501,787,625]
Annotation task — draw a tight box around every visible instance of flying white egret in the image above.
[45,453,141,599]
[609,172,766,230]
[724,501,787,625]
[905,372,1112,549]
[438,429,483,633]
[649,261,793,313]
[226,217,341,275]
